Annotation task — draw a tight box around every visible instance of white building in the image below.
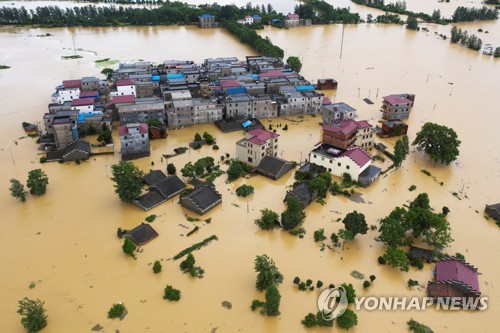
[353,120,376,150]
[236,128,279,166]
[70,98,95,114]
[51,79,81,104]
[111,79,136,97]
[245,16,254,24]
[309,144,372,181]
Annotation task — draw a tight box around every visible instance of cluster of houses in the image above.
[198,13,311,29]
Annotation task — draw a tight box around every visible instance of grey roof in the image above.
[125,223,159,245]
[409,246,435,261]
[118,102,164,113]
[143,170,167,186]
[152,175,186,199]
[485,204,500,220]
[285,182,316,209]
[183,183,222,211]
[225,94,252,103]
[81,76,98,82]
[358,165,382,182]
[46,140,91,161]
[324,102,356,113]
[134,191,167,211]
[256,156,294,180]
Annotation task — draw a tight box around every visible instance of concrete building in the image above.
[309,144,373,181]
[111,79,136,97]
[252,14,262,23]
[52,115,78,149]
[51,80,81,104]
[252,95,278,119]
[135,81,155,98]
[321,102,357,125]
[279,91,305,116]
[70,98,95,113]
[379,119,408,138]
[323,119,375,150]
[43,110,79,135]
[381,94,415,120]
[118,102,165,125]
[119,123,150,160]
[199,14,217,28]
[81,77,99,92]
[354,120,376,150]
[224,94,254,119]
[166,99,195,127]
[284,13,300,28]
[236,128,279,166]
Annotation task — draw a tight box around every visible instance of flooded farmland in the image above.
[0,1,499,332]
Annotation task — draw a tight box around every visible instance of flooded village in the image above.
[1,1,500,333]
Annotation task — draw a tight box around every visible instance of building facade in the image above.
[236,128,279,166]
[199,14,216,28]
[224,94,254,119]
[119,123,150,160]
[381,94,415,120]
[118,102,165,125]
[321,102,357,125]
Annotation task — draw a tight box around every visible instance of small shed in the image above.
[284,182,318,209]
[125,223,159,245]
[256,156,294,180]
[408,246,435,263]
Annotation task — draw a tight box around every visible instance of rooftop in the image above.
[324,102,356,113]
[256,156,294,180]
[62,79,81,88]
[183,183,222,212]
[118,123,148,136]
[383,94,413,105]
[71,98,94,107]
[246,128,279,145]
[118,102,164,113]
[436,257,480,293]
[323,119,358,136]
[111,95,136,104]
[143,170,167,187]
[341,148,372,167]
[125,223,159,245]
[116,79,136,86]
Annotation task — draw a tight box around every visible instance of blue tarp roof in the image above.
[242,120,252,128]
[272,18,283,23]
[77,111,103,122]
[199,14,214,19]
[252,15,261,19]
[152,75,160,81]
[167,73,184,79]
[296,85,315,91]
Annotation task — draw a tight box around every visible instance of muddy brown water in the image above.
[0,5,499,333]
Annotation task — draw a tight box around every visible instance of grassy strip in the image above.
[173,235,218,260]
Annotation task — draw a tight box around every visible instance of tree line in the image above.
[451,27,483,52]
[294,0,361,24]
[352,0,498,24]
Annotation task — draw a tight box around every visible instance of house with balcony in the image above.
[224,94,254,119]
[111,79,136,97]
[380,94,415,120]
[198,14,217,28]
[51,79,81,104]
[236,128,279,166]
[118,102,165,125]
[119,123,150,160]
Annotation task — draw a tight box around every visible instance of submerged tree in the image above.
[412,122,461,165]
[254,254,283,292]
[342,211,368,238]
[264,284,281,316]
[280,195,306,230]
[17,298,47,333]
[336,308,358,330]
[255,208,279,230]
[406,15,419,30]
[111,161,144,202]
[383,246,410,272]
[286,56,302,72]
[10,178,28,201]
[26,169,49,196]
[393,135,410,168]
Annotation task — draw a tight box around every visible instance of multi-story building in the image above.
[354,120,376,150]
[224,94,253,119]
[279,91,305,116]
[321,102,357,125]
[51,80,81,104]
[236,128,279,166]
[70,98,95,113]
[118,102,165,125]
[166,99,194,127]
[111,79,136,97]
[301,90,323,114]
[135,81,155,98]
[284,13,300,28]
[252,95,278,119]
[322,119,375,150]
[119,123,150,160]
[198,14,216,28]
[81,77,99,92]
[380,94,415,120]
[43,111,79,135]
[52,115,78,149]
[192,98,223,124]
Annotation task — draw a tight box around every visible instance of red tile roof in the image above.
[258,69,284,79]
[116,79,135,86]
[324,119,358,136]
[71,98,94,107]
[220,79,241,88]
[62,79,81,89]
[287,13,300,19]
[355,120,373,129]
[79,91,99,98]
[112,95,136,104]
[322,97,332,105]
[247,128,279,145]
[383,95,412,105]
[118,123,149,136]
[340,148,371,167]
[436,258,479,293]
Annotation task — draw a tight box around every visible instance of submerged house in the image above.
[427,257,482,309]
[484,203,500,221]
[125,223,159,245]
[284,182,318,209]
[255,156,294,180]
[180,182,222,215]
[119,123,150,160]
[379,119,408,138]
[134,170,186,211]
[380,94,415,120]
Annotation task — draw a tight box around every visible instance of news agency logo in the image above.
[317,287,348,320]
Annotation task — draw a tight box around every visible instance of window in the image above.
[329,160,332,164]
[338,162,341,167]
[248,157,253,163]
[328,168,332,172]
[346,165,350,170]
[261,152,264,157]
[313,154,317,158]
[142,141,145,144]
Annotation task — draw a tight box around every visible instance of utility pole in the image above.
[376,88,379,99]
[426,74,430,83]
[339,22,345,59]
[72,34,77,56]
[357,88,360,98]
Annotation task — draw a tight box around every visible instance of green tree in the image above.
[264,284,281,316]
[254,254,283,292]
[10,178,28,201]
[410,193,430,210]
[122,238,136,258]
[336,308,358,330]
[313,228,326,242]
[181,162,196,178]
[422,213,453,249]
[111,161,144,202]
[406,15,419,30]
[342,211,368,238]
[180,253,195,272]
[377,207,408,247]
[340,283,356,304]
[286,56,302,72]
[393,136,410,168]
[407,319,434,333]
[167,163,176,175]
[281,195,305,230]
[101,67,113,80]
[494,47,500,58]
[107,303,126,319]
[153,260,162,273]
[412,122,461,165]
[383,247,410,272]
[17,298,47,333]
[236,184,254,197]
[301,313,317,327]
[202,132,215,144]
[194,132,202,141]
[227,160,246,181]
[255,208,279,230]
[97,123,112,144]
[163,285,181,301]
[338,228,354,243]
[26,169,49,196]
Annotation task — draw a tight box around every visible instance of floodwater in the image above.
[0,2,500,333]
